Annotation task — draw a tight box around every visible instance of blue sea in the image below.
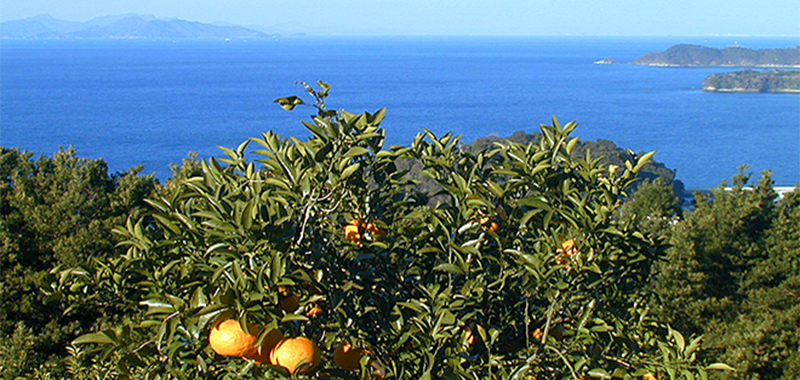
[1,36,799,190]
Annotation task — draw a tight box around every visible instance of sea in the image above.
[1,36,799,190]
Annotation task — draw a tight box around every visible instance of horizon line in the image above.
[3,13,799,39]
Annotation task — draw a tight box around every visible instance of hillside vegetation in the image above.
[631,44,800,68]
[703,70,800,93]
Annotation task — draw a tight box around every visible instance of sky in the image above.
[2,0,799,36]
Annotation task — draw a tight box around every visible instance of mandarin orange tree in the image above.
[53,82,731,379]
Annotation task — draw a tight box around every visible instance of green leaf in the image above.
[341,162,361,179]
[590,325,614,333]
[587,368,611,379]
[705,363,736,371]
[344,146,369,157]
[73,332,116,345]
[281,313,309,323]
[274,96,304,111]
[194,303,229,318]
[140,299,173,310]
[685,335,703,357]
[633,150,657,172]
[434,263,466,275]
[518,196,550,209]
[670,325,686,354]
[190,287,208,309]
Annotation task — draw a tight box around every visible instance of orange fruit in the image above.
[269,336,321,374]
[531,328,543,340]
[474,215,499,232]
[463,329,475,345]
[556,239,577,256]
[208,319,258,357]
[305,304,324,317]
[345,219,362,242]
[333,342,367,370]
[243,328,285,364]
[556,239,577,269]
[364,222,385,236]
[643,373,657,380]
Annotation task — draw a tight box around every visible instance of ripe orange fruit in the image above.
[208,319,258,357]
[474,215,499,232]
[345,219,362,242]
[364,222,385,236]
[643,373,657,380]
[269,336,321,374]
[243,328,285,364]
[556,239,577,269]
[305,304,324,317]
[556,239,577,256]
[531,328,543,340]
[345,219,385,243]
[463,329,475,345]
[333,342,367,370]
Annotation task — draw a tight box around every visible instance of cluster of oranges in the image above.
[276,285,324,318]
[207,320,309,372]
[206,227,650,379]
[555,239,578,270]
[208,319,376,375]
[344,218,385,245]
[476,216,500,232]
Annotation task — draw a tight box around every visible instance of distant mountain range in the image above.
[0,14,280,39]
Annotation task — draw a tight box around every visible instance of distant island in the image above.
[703,70,800,93]
[630,44,800,68]
[0,14,274,39]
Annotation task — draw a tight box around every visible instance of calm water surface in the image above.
[1,36,798,189]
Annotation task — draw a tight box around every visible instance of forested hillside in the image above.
[703,70,800,93]
[631,44,800,67]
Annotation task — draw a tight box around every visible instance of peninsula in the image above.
[703,70,800,93]
[630,44,800,68]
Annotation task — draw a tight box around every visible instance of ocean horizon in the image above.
[1,36,798,190]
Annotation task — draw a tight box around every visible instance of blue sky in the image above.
[2,0,799,36]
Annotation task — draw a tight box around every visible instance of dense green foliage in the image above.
[42,83,729,380]
[469,132,686,198]
[0,147,157,378]
[703,70,800,93]
[0,84,795,379]
[631,45,800,67]
[649,170,800,379]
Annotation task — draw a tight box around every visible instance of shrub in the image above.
[0,146,156,378]
[55,82,729,379]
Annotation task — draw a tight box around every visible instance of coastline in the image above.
[635,63,800,68]
[703,86,800,93]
